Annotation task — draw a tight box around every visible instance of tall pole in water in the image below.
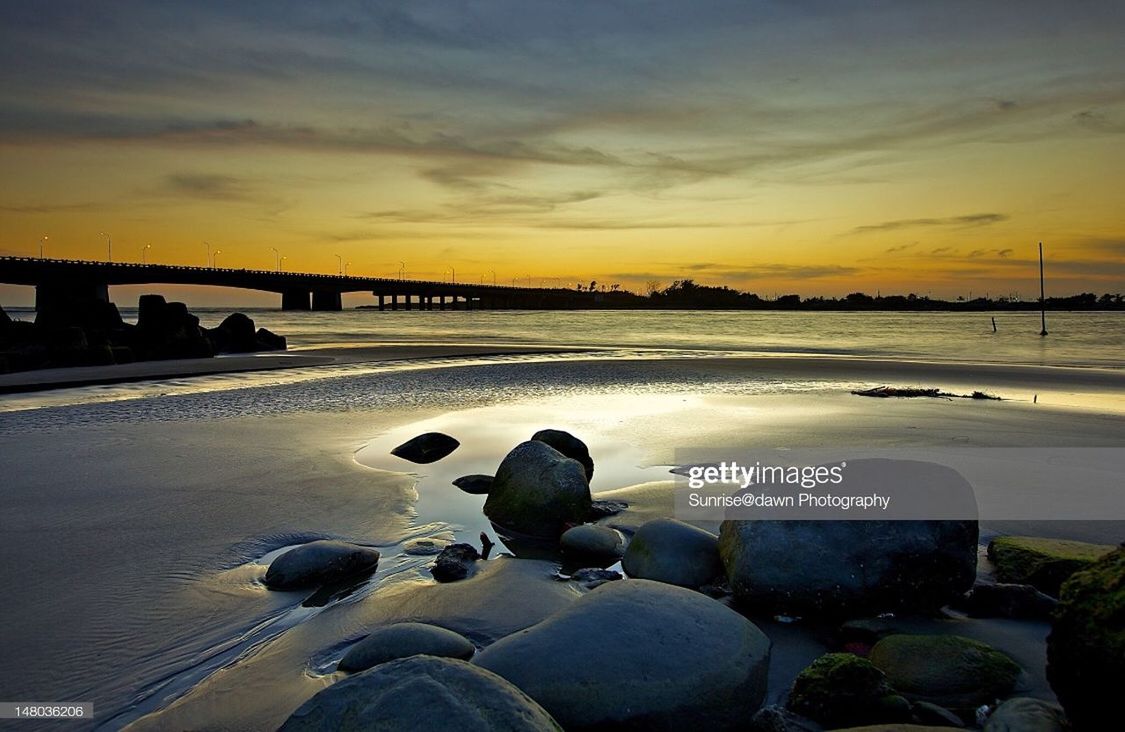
[1039,241,1048,337]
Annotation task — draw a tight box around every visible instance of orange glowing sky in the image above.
[2,1,1123,306]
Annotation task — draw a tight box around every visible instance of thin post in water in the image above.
[1038,241,1048,336]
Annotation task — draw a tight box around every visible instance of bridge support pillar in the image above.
[391,294,398,311]
[405,294,412,311]
[377,294,385,311]
[282,289,310,310]
[438,295,446,310]
[312,290,342,311]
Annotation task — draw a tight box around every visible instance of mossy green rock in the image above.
[1046,545,1125,731]
[988,536,1114,596]
[868,634,1021,710]
[787,653,911,728]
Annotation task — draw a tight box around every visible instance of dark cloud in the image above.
[163,173,255,201]
[851,213,1009,235]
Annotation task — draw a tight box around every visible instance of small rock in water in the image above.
[953,581,1057,619]
[403,537,452,556]
[280,656,561,731]
[868,634,1021,711]
[983,697,1068,732]
[567,568,622,590]
[559,524,624,560]
[786,652,911,729]
[391,432,460,464]
[452,474,494,494]
[531,428,594,480]
[621,517,723,588]
[337,622,476,673]
[587,499,628,519]
[484,440,591,537]
[263,540,380,591]
[432,543,481,582]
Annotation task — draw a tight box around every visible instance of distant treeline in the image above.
[592,279,1125,311]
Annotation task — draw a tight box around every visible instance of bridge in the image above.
[0,256,594,313]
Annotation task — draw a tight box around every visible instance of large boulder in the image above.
[391,432,460,464]
[474,579,771,731]
[868,634,1021,711]
[952,582,1057,620]
[718,519,978,616]
[1046,545,1124,731]
[786,653,911,729]
[280,656,561,731]
[454,474,494,495]
[984,698,1068,732]
[337,622,475,673]
[531,429,594,481]
[622,518,723,588]
[484,441,591,537]
[255,327,286,350]
[988,536,1115,596]
[263,540,380,590]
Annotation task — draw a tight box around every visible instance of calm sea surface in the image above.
[137,309,1125,368]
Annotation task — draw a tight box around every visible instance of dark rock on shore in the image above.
[622,518,723,588]
[988,535,1115,597]
[983,697,1068,732]
[786,653,911,729]
[587,499,628,519]
[1046,545,1124,731]
[719,518,978,616]
[454,474,494,494]
[263,540,380,591]
[280,656,561,731]
[749,705,824,732]
[953,582,1057,619]
[559,524,623,560]
[391,432,461,464]
[432,543,481,582]
[531,429,594,480]
[566,568,622,589]
[868,634,1021,711]
[337,622,475,673]
[484,441,591,537]
[474,579,771,731]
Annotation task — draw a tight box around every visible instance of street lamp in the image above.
[335,254,343,275]
[205,241,212,267]
[212,250,222,268]
[280,255,287,272]
[490,270,496,286]
[345,261,351,276]
[39,235,48,259]
[270,247,280,272]
[142,243,151,264]
[446,266,456,284]
[100,232,112,262]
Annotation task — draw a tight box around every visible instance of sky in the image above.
[2,0,1123,306]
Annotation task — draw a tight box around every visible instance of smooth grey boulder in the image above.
[263,540,380,590]
[454,474,494,494]
[531,428,594,480]
[474,579,771,731]
[337,622,475,672]
[280,656,561,731]
[719,519,978,615]
[983,698,1068,732]
[391,432,460,464]
[484,441,591,537]
[622,518,723,588]
[560,524,623,559]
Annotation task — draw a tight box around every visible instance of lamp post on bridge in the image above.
[490,270,496,286]
[142,243,151,264]
[335,254,343,276]
[39,235,48,259]
[100,232,112,262]
[212,250,222,268]
[345,262,351,276]
[270,247,281,272]
[205,241,212,267]
[445,266,456,284]
[280,255,287,272]
[398,261,405,280]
